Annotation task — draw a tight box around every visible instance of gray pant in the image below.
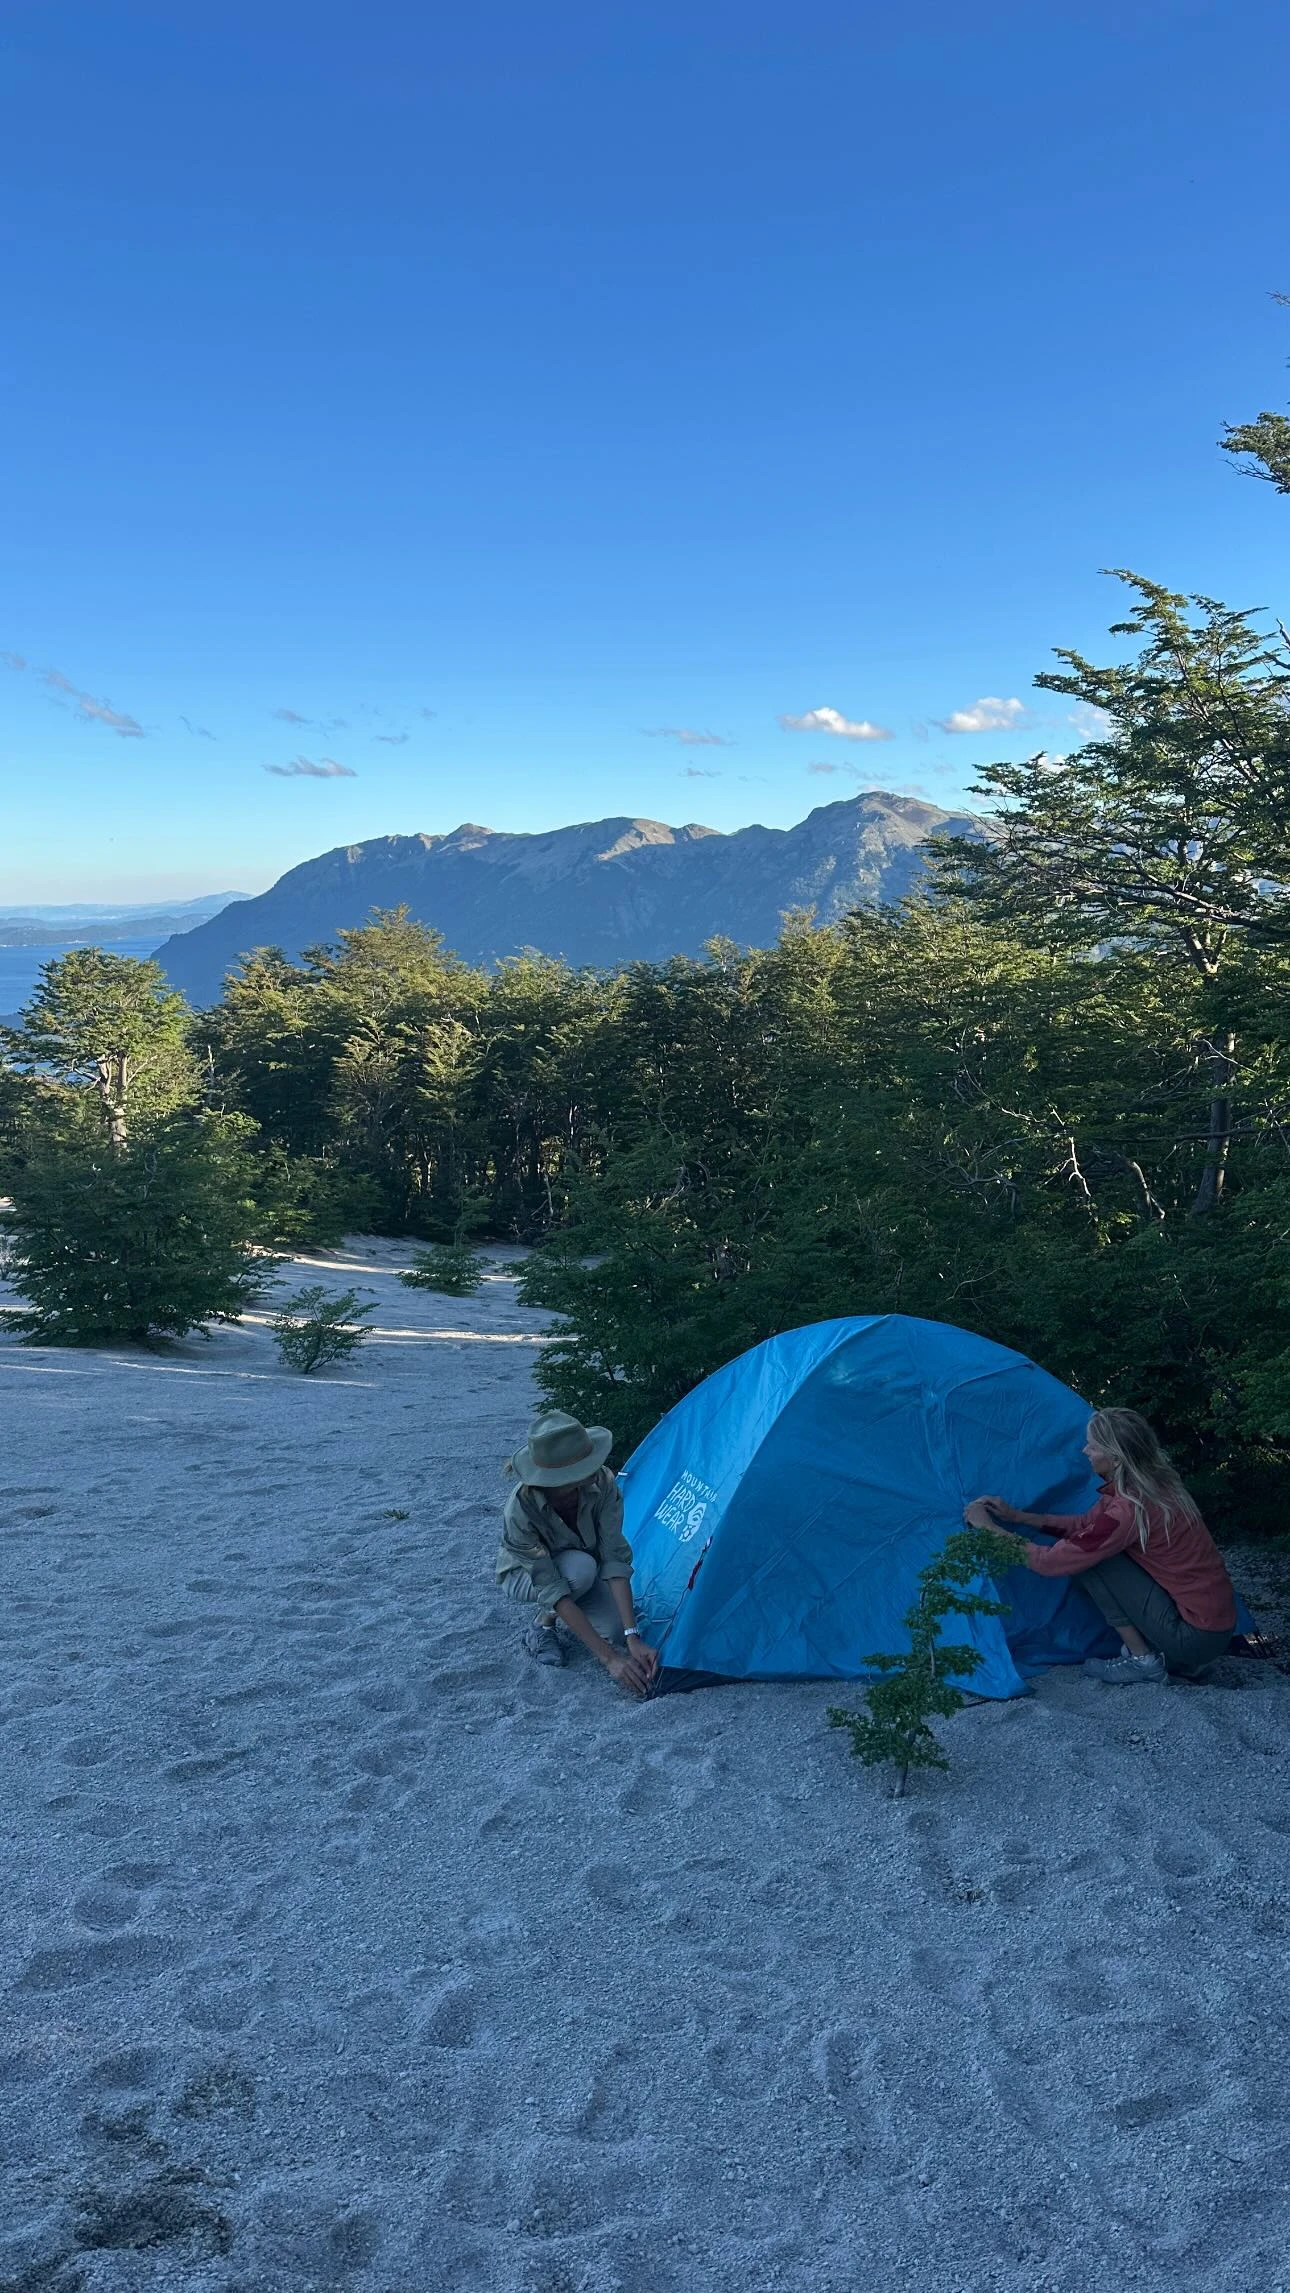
[1079,1554,1231,1677]
[505,1550,626,1645]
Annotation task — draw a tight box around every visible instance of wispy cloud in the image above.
[264,755,356,779]
[43,666,143,737]
[418,707,437,721]
[681,766,723,779]
[807,759,847,775]
[375,731,410,746]
[1068,703,1113,740]
[645,725,732,748]
[936,696,1027,734]
[273,705,349,734]
[78,695,145,737]
[779,706,892,741]
[181,715,217,740]
[8,647,146,736]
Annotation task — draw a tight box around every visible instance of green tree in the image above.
[2,1110,268,1345]
[4,950,196,1149]
[931,574,1290,1213]
[828,1526,1022,1796]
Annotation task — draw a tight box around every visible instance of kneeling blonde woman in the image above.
[497,1411,658,1697]
[965,1406,1237,1685]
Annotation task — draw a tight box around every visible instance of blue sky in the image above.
[2,0,1287,901]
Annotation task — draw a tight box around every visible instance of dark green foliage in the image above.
[247,1146,386,1248]
[2,1111,268,1345]
[3,948,197,1148]
[828,1527,1023,1795]
[398,1243,487,1297]
[513,903,1290,1527]
[269,1284,375,1373]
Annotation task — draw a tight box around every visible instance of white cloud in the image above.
[778,706,892,741]
[645,726,731,747]
[264,755,356,779]
[807,759,845,775]
[1,649,25,671]
[936,696,1027,734]
[1068,703,1114,740]
[681,765,723,779]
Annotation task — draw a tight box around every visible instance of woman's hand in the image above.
[963,1495,1021,1529]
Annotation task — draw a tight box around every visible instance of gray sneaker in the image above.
[522,1621,566,1668]
[1083,1649,1167,1686]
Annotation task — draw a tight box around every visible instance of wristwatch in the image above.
[624,1627,642,1640]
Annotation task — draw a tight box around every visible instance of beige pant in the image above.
[505,1549,626,1644]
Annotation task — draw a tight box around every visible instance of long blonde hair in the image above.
[1087,1408,1200,1549]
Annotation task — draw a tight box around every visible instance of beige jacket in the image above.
[496,1468,634,1609]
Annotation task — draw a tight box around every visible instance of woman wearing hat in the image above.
[498,1411,658,1694]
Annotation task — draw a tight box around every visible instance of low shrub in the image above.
[398,1243,487,1297]
[828,1526,1022,1796]
[269,1284,375,1373]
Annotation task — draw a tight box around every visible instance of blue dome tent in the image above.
[621,1315,1241,1699]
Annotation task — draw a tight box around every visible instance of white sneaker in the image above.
[1082,1649,1167,1685]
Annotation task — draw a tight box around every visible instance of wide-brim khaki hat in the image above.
[512,1410,613,1487]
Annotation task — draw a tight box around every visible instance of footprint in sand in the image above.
[59,1735,115,1768]
[86,2046,167,2092]
[73,2173,233,2260]
[164,1747,253,1783]
[617,1757,674,1817]
[1152,1840,1215,1881]
[418,1980,479,2049]
[174,2060,258,2120]
[476,1803,524,1841]
[582,1862,650,1916]
[181,1983,259,2034]
[102,1860,170,1888]
[570,2039,643,2138]
[72,1880,142,1932]
[1110,2081,1210,2130]
[811,2023,878,2127]
[18,1934,180,1989]
[354,1684,411,1715]
[1047,1968,1117,2017]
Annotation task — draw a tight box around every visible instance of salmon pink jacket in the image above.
[1023,1484,1236,1634]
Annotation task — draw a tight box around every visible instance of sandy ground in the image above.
[1,1238,1288,2293]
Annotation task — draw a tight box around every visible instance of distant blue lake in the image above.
[0,937,166,1017]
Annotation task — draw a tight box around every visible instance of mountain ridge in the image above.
[155,793,979,1003]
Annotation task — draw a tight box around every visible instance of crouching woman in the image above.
[498,1411,658,1696]
[964,1407,1237,1685]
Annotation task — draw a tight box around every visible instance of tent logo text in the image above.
[655,1471,717,1542]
